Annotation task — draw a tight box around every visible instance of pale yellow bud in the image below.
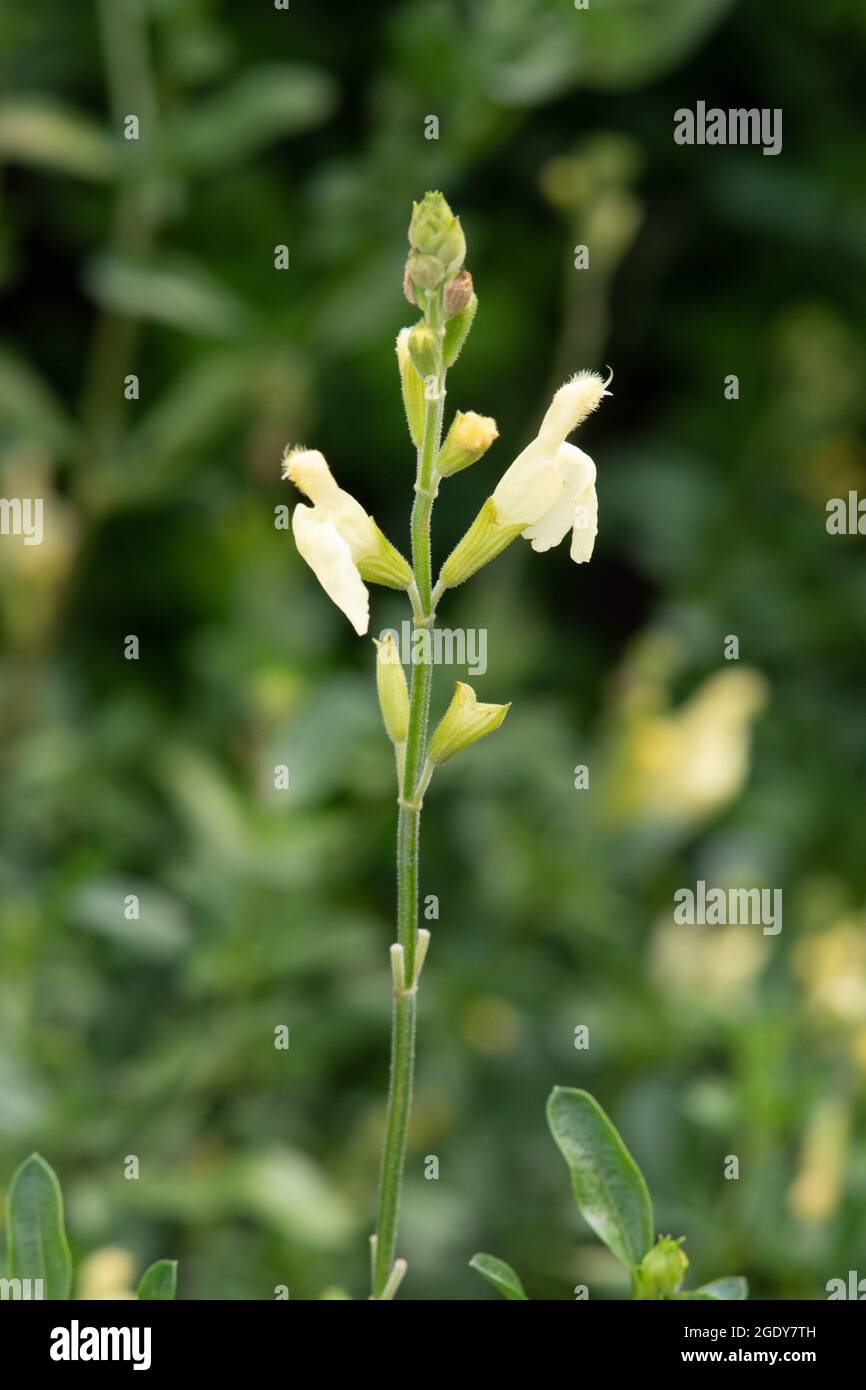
[436,411,499,478]
[396,328,426,448]
[427,681,510,766]
[407,322,439,382]
[374,633,410,744]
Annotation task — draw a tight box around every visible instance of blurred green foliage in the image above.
[0,0,865,1300]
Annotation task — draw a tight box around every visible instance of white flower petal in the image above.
[537,371,609,449]
[522,444,596,553]
[282,449,339,503]
[330,490,378,561]
[292,504,370,635]
[491,437,562,527]
[570,480,598,563]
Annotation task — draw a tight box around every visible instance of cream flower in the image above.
[439,371,609,590]
[283,449,411,636]
[491,370,609,562]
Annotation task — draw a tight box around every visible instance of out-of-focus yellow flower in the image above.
[788,1098,849,1225]
[77,1246,137,1300]
[792,918,866,1026]
[650,918,768,1009]
[608,667,769,826]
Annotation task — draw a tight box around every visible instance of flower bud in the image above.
[396,328,426,448]
[633,1237,689,1300]
[427,681,510,766]
[402,257,417,306]
[374,633,410,744]
[436,411,498,478]
[405,251,444,295]
[442,292,478,367]
[407,322,439,382]
[443,269,473,319]
[408,192,466,282]
[438,497,523,589]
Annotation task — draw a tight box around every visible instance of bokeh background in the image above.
[1,0,865,1300]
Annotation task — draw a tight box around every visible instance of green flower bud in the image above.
[407,322,439,382]
[406,250,443,292]
[427,681,510,766]
[442,292,478,367]
[438,497,523,589]
[407,191,466,285]
[396,328,426,448]
[436,411,498,478]
[356,521,414,591]
[443,269,473,319]
[633,1237,689,1300]
[374,633,410,744]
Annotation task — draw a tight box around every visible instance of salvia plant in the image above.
[472,1088,748,1301]
[283,191,612,1300]
[3,1154,176,1300]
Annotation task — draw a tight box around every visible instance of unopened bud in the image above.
[442,293,478,368]
[406,250,443,293]
[396,328,426,447]
[436,411,498,478]
[407,322,439,382]
[374,633,410,744]
[633,1237,689,1300]
[407,191,466,286]
[427,681,509,766]
[443,269,473,319]
[402,257,417,306]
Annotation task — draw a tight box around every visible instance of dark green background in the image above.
[1,0,864,1299]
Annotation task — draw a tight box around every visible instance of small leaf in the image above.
[83,253,249,338]
[547,1087,654,1269]
[0,348,75,451]
[694,1276,748,1301]
[0,98,115,180]
[164,65,338,174]
[137,1259,178,1300]
[6,1154,72,1299]
[469,1252,528,1301]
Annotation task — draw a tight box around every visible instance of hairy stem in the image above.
[372,289,446,1297]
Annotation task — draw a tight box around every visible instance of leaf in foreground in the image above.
[469,1253,528,1300]
[6,1154,72,1299]
[137,1259,178,1301]
[547,1086,654,1270]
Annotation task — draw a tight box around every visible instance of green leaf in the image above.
[0,98,115,181]
[469,1252,528,1300]
[83,253,250,339]
[6,1154,72,1299]
[137,1259,178,1300]
[693,1276,749,1301]
[547,1087,654,1269]
[0,347,75,451]
[164,65,338,174]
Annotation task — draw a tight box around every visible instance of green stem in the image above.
[372,289,446,1298]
